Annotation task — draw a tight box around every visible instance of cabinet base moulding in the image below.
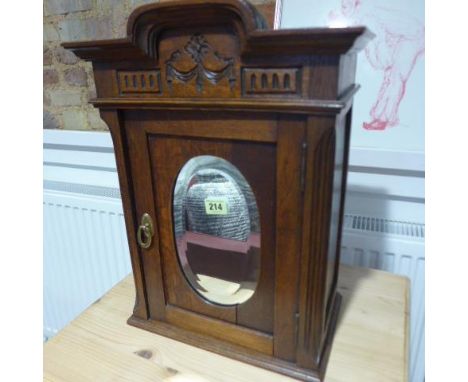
[127,293,342,382]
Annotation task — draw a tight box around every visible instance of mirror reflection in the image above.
[173,156,261,305]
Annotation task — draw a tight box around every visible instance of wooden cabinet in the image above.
[64,1,372,380]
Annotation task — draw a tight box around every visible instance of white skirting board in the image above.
[43,130,425,381]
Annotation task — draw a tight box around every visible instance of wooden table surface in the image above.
[44,265,409,382]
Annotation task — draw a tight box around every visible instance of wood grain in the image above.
[100,110,148,320]
[165,304,273,354]
[273,115,304,362]
[61,1,374,379]
[43,265,409,382]
[296,116,336,370]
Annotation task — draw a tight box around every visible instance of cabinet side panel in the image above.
[324,113,347,317]
[125,118,167,320]
[100,110,148,319]
[273,115,305,362]
[327,108,353,318]
[297,116,336,369]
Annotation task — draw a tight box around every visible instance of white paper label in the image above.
[204,198,228,215]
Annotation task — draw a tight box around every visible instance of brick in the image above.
[129,0,156,10]
[256,3,276,29]
[88,109,108,131]
[97,0,132,37]
[44,24,59,42]
[55,46,79,65]
[58,17,112,42]
[98,0,128,11]
[43,69,59,86]
[111,6,128,38]
[44,91,51,107]
[62,109,88,130]
[44,0,93,16]
[87,82,98,100]
[64,67,88,86]
[43,111,60,130]
[43,47,53,66]
[49,89,82,107]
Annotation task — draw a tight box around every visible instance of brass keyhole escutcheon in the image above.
[137,213,154,249]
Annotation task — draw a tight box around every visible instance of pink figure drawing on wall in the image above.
[329,0,425,130]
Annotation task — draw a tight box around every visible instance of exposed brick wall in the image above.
[43,0,276,131]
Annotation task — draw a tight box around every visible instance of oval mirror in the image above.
[173,155,261,305]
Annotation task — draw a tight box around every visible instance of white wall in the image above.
[280,0,425,153]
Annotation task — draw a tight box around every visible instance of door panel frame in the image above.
[124,110,305,359]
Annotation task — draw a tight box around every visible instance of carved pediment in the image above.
[128,0,267,60]
[62,0,373,104]
[165,34,236,94]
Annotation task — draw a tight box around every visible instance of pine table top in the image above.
[44,265,409,382]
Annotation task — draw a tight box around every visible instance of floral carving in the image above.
[165,34,236,93]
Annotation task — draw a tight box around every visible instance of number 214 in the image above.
[209,202,224,211]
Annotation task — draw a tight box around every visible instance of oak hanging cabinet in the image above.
[63,1,372,380]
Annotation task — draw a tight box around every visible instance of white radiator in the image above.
[43,190,131,339]
[43,130,132,339]
[341,215,425,382]
[43,130,424,381]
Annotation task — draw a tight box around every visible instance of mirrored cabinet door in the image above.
[124,111,277,336]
